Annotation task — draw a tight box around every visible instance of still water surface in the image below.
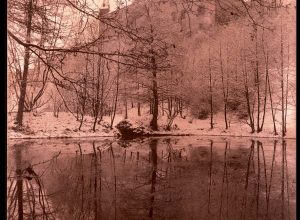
[7,136,296,220]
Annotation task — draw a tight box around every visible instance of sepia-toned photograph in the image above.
[7,0,296,219]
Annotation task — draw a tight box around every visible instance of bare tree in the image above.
[8,0,68,126]
[208,44,214,129]
[219,42,229,129]
[110,51,121,129]
[13,0,34,126]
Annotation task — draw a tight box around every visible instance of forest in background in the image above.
[8,0,296,137]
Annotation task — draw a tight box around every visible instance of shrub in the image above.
[227,99,241,111]
[115,120,147,138]
[237,111,248,120]
[198,109,209,120]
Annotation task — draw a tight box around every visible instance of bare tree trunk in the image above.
[167,97,172,118]
[259,72,268,132]
[138,102,141,116]
[267,74,278,135]
[178,99,183,118]
[149,38,158,130]
[259,28,268,132]
[284,41,289,135]
[135,68,141,117]
[161,98,164,116]
[219,43,228,129]
[180,100,183,117]
[165,105,178,131]
[280,18,285,137]
[76,106,80,121]
[110,51,120,129]
[16,0,33,126]
[145,7,159,131]
[254,27,261,132]
[181,3,192,37]
[243,53,255,133]
[78,90,86,131]
[78,58,88,131]
[124,97,128,119]
[124,75,128,119]
[92,57,101,132]
[150,66,159,130]
[208,45,213,129]
[225,45,230,128]
[99,71,105,122]
[235,57,238,83]
[150,101,153,115]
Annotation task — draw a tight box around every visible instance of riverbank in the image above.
[7,111,296,140]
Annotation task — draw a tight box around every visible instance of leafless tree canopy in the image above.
[8,0,295,136]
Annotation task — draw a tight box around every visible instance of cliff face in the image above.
[113,0,216,37]
[111,0,251,40]
[155,1,216,33]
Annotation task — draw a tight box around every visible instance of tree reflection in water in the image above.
[7,142,59,219]
[7,138,295,220]
[148,139,157,218]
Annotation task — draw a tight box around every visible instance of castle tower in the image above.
[99,0,110,15]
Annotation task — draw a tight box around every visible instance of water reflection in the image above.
[7,142,58,220]
[7,137,295,220]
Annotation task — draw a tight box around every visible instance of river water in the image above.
[7,136,296,220]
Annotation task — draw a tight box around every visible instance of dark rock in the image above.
[115,120,147,139]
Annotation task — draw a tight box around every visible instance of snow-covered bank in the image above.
[8,112,118,139]
[7,108,296,140]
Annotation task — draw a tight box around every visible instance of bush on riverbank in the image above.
[115,120,148,138]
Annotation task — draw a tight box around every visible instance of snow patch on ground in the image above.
[7,107,296,139]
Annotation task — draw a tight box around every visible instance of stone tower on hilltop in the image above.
[99,0,110,15]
